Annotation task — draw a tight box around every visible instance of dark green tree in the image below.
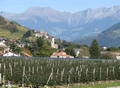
[10,43,21,54]
[36,44,56,57]
[30,42,39,56]
[10,43,17,51]
[89,39,100,59]
[36,37,45,48]
[65,46,76,57]
[23,30,33,38]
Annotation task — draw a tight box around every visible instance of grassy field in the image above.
[2,81,120,88]
[69,81,120,88]
[53,81,120,88]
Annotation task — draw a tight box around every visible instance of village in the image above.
[0,29,77,58]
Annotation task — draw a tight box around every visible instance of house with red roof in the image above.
[50,51,74,58]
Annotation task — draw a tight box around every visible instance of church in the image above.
[51,36,58,49]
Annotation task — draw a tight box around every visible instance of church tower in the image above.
[51,36,58,49]
[51,36,55,48]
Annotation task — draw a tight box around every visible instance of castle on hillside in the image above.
[51,36,58,49]
[35,29,48,39]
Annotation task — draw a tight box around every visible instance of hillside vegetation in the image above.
[0,16,28,39]
[98,22,120,47]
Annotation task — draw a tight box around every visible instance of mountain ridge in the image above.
[1,5,120,41]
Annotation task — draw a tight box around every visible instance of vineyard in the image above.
[0,57,120,87]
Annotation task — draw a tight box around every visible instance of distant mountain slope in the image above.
[0,16,28,39]
[1,6,120,41]
[98,22,120,47]
[74,22,120,48]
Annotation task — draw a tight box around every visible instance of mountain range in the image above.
[1,6,120,41]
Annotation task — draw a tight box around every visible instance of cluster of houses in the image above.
[0,30,76,58]
[0,37,31,57]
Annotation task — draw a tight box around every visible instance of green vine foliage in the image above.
[0,57,120,87]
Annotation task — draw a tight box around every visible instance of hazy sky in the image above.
[1,0,120,13]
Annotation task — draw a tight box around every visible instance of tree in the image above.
[78,46,90,58]
[89,39,100,59]
[35,44,56,57]
[99,53,115,59]
[9,43,21,54]
[23,30,33,38]
[65,46,76,57]
[34,37,56,57]
[29,42,38,56]
[36,37,45,48]
[10,43,17,51]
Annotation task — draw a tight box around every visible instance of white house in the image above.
[74,49,80,57]
[3,52,20,57]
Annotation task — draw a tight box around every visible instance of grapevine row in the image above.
[0,57,120,87]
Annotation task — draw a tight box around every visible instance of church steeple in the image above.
[51,36,55,47]
[51,36,58,49]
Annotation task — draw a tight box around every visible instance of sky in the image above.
[0,0,120,13]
